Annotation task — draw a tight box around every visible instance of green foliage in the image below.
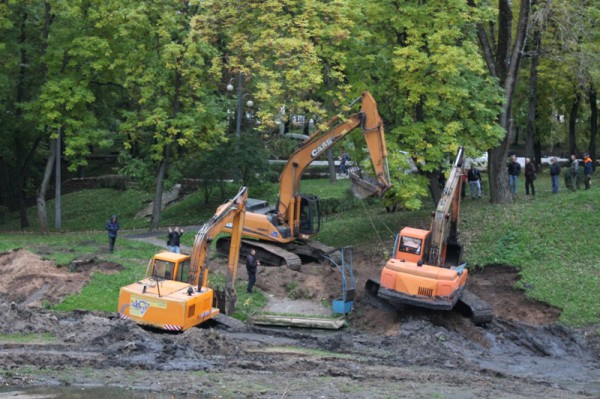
[345,0,504,208]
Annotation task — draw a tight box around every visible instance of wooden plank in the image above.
[250,314,346,330]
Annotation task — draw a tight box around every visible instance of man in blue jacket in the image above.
[507,154,521,195]
[106,215,120,253]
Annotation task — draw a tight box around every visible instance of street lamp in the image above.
[227,72,253,137]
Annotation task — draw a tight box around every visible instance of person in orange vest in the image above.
[583,153,593,190]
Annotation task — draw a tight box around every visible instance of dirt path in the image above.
[0,241,598,398]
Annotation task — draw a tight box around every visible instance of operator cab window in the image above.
[177,259,191,283]
[152,260,175,280]
[400,236,422,255]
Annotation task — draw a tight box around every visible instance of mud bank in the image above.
[0,249,598,398]
[0,301,598,398]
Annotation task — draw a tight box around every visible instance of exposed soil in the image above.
[0,244,598,399]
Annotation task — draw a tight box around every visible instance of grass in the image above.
[0,333,57,344]
[461,173,600,326]
[0,174,599,326]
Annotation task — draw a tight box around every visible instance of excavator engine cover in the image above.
[377,258,468,310]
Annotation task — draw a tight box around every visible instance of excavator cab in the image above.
[298,194,321,236]
[145,252,191,283]
[394,228,431,264]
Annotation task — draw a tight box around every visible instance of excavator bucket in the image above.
[349,168,385,199]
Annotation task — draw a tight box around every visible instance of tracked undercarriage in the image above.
[216,236,341,271]
[366,278,493,325]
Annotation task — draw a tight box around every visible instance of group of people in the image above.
[507,154,538,196]
[508,153,593,196]
[566,153,593,191]
[460,152,593,200]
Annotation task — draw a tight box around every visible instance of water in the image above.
[0,386,211,399]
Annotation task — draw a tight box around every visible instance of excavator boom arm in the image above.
[189,187,248,288]
[429,147,464,267]
[276,91,391,217]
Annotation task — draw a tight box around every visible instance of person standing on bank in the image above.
[583,153,593,189]
[570,154,580,191]
[524,158,536,197]
[467,166,482,199]
[339,151,350,175]
[246,249,260,293]
[106,215,120,253]
[167,227,184,254]
[507,154,521,195]
[550,157,561,194]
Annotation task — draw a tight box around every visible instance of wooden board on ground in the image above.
[250,314,346,330]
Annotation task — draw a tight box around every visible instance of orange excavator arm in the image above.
[276,91,391,219]
[188,186,248,289]
[429,147,464,267]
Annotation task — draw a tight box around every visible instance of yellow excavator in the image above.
[117,186,248,331]
[366,147,493,325]
[217,91,392,269]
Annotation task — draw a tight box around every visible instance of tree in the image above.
[468,0,534,203]
[191,0,354,134]
[110,1,227,230]
[346,0,505,207]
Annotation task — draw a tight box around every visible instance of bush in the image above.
[0,206,8,223]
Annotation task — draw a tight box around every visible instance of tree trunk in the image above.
[473,0,532,203]
[15,11,29,228]
[151,143,170,230]
[526,27,541,161]
[488,139,513,203]
[568,93,580,156]
[37,138,56,233]
[151,65,181,230]
[428,173,442,206]
[588,86,597,170]
[327,148,336,184]
[33,2,54,231]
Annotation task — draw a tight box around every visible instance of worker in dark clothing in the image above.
[524,157,536,196]
[507,155,521,195]
[246,249,260,293]
[167,227,184,254]
[106,215,120,253]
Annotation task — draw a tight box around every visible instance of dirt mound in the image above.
[0,249,122,307]
[468,264,561,324]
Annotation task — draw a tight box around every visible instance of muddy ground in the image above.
[0,245,599,398]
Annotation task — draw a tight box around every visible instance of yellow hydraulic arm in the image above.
[188,186,248,297]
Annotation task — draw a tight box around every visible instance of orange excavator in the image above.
[117,186,248,331]
[217,91,392,269]
[366,147,493,325]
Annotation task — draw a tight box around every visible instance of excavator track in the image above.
[456,289,494,326]
[216,237,302,271]
[288,239,342,266]
[216,237,341,270]
[365,280,493,325]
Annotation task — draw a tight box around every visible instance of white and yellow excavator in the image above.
[117,186,248,331]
